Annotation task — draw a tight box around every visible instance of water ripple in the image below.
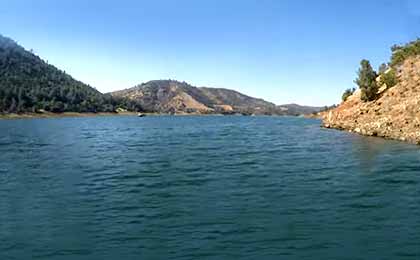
[0,116,419,260]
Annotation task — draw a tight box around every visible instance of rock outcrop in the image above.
[322,56,420,144]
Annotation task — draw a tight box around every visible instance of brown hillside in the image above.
[323,56,420,143]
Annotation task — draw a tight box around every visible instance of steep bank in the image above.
[323,56,420,144]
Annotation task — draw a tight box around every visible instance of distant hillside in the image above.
[0,34,323,116]
[277,104,324,116]
[111,80,323,115]
[112,80,271,114]
[0,34,141,113]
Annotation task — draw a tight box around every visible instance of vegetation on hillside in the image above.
[342,88,355,102]
[390,38,420,67]
[378,68,398,89]
[112,80,324,115]
[355,60,378,102]
[343,39,420,104]
[0,35,142,113]
[378,63,388,74]
[113,80,276,115]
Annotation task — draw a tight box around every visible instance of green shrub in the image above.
[390,39,420,66]
[342,88,355,102]
[379,69,398,89]
[378,63,388,74]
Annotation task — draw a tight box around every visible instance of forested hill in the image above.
[0,34,141,113]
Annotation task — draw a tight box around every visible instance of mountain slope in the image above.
[0,34,140,113]
[111,80,280,114]
[112,80,323,115]
[323,55,420,143]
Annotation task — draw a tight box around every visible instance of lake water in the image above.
[0,116,419,259]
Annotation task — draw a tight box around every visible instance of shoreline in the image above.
[0,112,305,120]
[322,122,420,145]
[0,112,145,120]
[0,112,244,120]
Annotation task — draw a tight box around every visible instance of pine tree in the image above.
[378,63,388,74]
[342,88,355,102]
[355,60,378,102]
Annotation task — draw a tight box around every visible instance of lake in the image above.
[0,116,419,259]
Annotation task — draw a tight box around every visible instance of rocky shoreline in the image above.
[322,119,418,144]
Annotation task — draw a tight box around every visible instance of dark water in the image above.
[0,116,419,260]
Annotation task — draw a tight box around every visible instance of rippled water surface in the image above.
[0,116,419,259]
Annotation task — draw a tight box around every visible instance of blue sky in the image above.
[0,0,419,106]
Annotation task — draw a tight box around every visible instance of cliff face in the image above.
[323,56,420,144]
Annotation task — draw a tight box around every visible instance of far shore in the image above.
[0,111,147,120]
[0,111,235,120]
[0,111,312,120]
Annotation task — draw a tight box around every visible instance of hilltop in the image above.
[111,80,275,115]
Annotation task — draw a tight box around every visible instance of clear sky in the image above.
[0,0,419,106]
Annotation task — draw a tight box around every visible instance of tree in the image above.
[51,101,65,113]
[342,88,355,102]
[8,98,16,112]
[355,59,378,102]
[378,63,388,74]
[390,38,420,66]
